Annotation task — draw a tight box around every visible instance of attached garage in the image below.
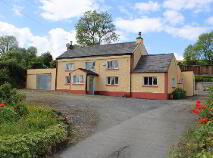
[27,69,56,90]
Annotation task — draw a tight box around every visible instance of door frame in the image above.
[87,76,96,95]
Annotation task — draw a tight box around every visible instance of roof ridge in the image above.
[145,53,174,56]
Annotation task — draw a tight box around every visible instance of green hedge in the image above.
[195,75,213,82]
[0,124,67,158]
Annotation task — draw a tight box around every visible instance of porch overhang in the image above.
[72,68,99,76]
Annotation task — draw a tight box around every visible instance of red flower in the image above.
[199,118,208,124]
[196,105,207,109]
[196,100,201,104]
[0,104,5,107]
[192,109,200,114]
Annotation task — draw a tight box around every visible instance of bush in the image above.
[0,107,20,123]
[0,124,67,158]
[208,85,213,102]
[172,88,186,99]
[0,83,25,106]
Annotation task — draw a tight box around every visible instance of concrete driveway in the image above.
[23,91,196,158]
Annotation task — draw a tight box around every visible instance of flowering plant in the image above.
[192,100,213,124]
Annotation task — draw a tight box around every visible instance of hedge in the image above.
[195,75,213,82]
[0,124,67,158]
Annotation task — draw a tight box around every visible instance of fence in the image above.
[180,65,213,75]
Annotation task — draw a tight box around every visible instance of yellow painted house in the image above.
[26,36,195,100]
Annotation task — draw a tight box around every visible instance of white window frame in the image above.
[106,76,119,85]
[172,78,176,88]
[107,60,119,69]
[85,61,96,70]
[72,75,84,84]
[65,63,75,70]
[143,76,158,86]
[64,76,71,84]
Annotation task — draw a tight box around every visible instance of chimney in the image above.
[136,32,143,45]
[66,41,73,50]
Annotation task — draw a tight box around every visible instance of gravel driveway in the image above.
[22,90,197,158]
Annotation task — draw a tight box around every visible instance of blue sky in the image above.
[0,0,213,59]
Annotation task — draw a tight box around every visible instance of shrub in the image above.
[0,83,25,106]
[172,88,186,99]
[0,124,67,158]
[14,104,29,116]
[208,85,213,102]
[0,107,20,123]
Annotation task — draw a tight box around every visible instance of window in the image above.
[144,77,157,86]
[106,76,119,85]
[65,76,71,84]
[172,78,176,88]
[65,63,75,70]
[72,75,84,84]
[107,60,119,69]
[85,61,95,70]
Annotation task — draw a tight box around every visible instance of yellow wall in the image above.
[57,55,131,92]
[26,69,56,90]
[131,73,165,93]
[168,56,183,94]
[182,71,194,96]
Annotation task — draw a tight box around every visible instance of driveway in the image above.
[22,90,196,158]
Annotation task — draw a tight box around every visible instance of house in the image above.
[26,35,195,100]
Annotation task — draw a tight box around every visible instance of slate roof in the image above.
[78,68,98,76]
[56,42,137,59]
[133,54,174,73]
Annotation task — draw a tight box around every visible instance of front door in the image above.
[88,76,95,94]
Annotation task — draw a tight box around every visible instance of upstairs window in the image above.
[106,76,119,85]
[64,76,71,84]
[85,61,95,70]
[144,77,157,86]
[107,60,119,69]
[72,75,84,84]
[65,63,75,70]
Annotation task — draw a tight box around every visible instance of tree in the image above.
[0,36,18,54]
[183,31,213,65]
[183,44,198,65]
[40,52,53,68]
[195,32,213,64]
[75,10,119,46]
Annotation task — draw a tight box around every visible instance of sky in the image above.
[0,0,213,59]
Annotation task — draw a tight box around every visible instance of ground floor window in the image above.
[65,76,71,84]
[172,78,176,88]
[72,75,84,84]
[106,76,119,85]
[144,76,157,86]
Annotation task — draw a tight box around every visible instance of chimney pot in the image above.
[136,32,143,45]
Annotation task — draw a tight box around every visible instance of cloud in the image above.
[39,0,99,21]
[12,5,24,16]
[134,1,160,12]
[165,25,207,40]
[207,16,213,25]
[115,17,163,34]
[174,53,183,60]
[163,10,184,25]
[0,21,76,59]
[163,0,213,12]
[115,17,207,41]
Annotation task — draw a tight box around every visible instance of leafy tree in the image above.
[75,10,119,46]
[183,31,213,65]
[0,36,18,54]
[195,32,213,64]
[40,52,53,68]
[183,44,198,65]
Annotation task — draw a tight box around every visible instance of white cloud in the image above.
[115,17,163,34]
[163,10,184,25]
[115,17,207,41]
[12,5,24,16]
[0,21,76,59]
[174,53,183,60]
[135,1,160,12]
[165,25,207,40]
[39,0,98,21]
[163,0,213,12]
[207,16,213,25]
